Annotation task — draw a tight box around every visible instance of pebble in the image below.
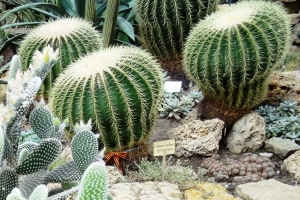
[259,152,273,158]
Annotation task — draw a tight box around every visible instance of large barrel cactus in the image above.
[135,0,217,65]
[18,18,102,97]
[49,46,162,152]
[183,1,291,126]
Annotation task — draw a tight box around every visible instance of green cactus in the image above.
[183,1,291,126]
[85,0,96,23]
[29,102,55,139]
[49,46,162,152]
[102,0,120,47]
[2,46,113,200]
[71,121,98,173]
[135,0,217,63]
[9,55,22,80]
[18,18,102,97]
[76,162,109,200]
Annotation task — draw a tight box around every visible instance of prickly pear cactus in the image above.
[49,46,163,152]
[18,18,102,97]
[183,1,291,126]
[1,46,113,200]
[135,0,217,61]
[76,162,108,200]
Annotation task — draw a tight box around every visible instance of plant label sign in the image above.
[164,81,182,93]
[153,139,175,156]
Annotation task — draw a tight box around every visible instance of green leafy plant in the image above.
[183,1,291,127]
[49,46,163,152]
[0,46,113,200]
[128,157,207,190]
[256,100,300,141]
[135,0,217,61]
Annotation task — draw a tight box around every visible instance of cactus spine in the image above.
[183,1,291,126]
[49,46,162,152]
[135,0,217,62]
[18,18,102,97]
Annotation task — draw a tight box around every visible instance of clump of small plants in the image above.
[127,156,207,190]
[200,154,276,183]
[158,71,203,120]
[255,100,300,142]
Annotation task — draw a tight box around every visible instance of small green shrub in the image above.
[127,157,207,190]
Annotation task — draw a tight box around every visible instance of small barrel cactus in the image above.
[135,0,217,67]
[183,1,290,126]
[18,18,102,97]
[49,46,162,152]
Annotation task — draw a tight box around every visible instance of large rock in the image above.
[265,71,300,106]
[168,119,224,157]
[264,137,300,159]
[281,150,300,181]
[108,181,184,200]
[225,112,265,154]
[184,182,236,200]
[235,179,300,200]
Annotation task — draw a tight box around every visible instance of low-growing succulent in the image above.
[201,154,276,183]
[1,46,113,200]
[256,100,300,141]
[158,85,203,120]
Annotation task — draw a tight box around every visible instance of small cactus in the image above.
[49,46,163,152]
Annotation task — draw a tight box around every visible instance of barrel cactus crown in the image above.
[135,0,217,61]
[49,46,162,152]
[184,1,290,113]
[18,17,102,97]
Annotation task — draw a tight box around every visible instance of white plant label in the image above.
[164,81,182,93]
[153,139,175,156]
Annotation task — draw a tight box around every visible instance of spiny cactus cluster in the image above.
[18,17,102,97]
[256,100,300,141]
[183,1,291,126]
[201,154,276,183]
[49,46,163,152]
[135,0,217,62]
[0,46,112,200]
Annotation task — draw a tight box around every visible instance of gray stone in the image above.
[235,179,300,200]
[107,166,125,185]
[168,119,224,157]
[290,14,300,24]
[108,181,184,200]
[265,137,300,159]
[225,112,266,154]
[281,150,300,181]
[182,108,197,124]
[265,70,300,106]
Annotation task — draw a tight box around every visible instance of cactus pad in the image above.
[16,139,62,175]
